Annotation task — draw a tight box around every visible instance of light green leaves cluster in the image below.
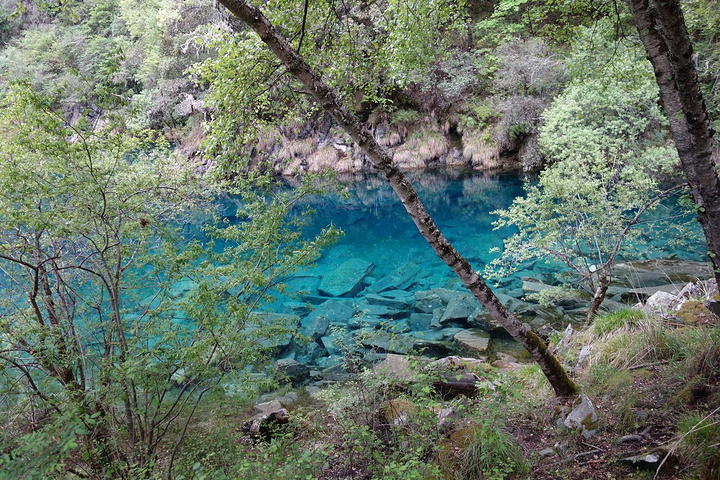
[194,0,467,173]
[539,36,667,167]
[489,22,684,298]
[0,84,337,477]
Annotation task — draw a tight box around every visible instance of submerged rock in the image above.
[365,290,415,309]
[300,300,354,339]
[439,293,479,325]
[414,289,447,313]
[247,312,296,350]
[355,301,403,318]
[347,314,384,329]
[369,262,421,293]
[357,330,416,354]
[409,312,432,331]
[318,258,375,297]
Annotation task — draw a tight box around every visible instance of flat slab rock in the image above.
[300,299,354,340]
[454,329,491,359]
[615,260,712,287]
[369,262,421,293]
[318,258,375,297]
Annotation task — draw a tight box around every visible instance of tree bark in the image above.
[585,274,609,327]
[216,0,578,397]
[627,0,720,289]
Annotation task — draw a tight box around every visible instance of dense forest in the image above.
[1,0,719,478]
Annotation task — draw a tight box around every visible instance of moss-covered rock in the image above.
[677,300,719,326]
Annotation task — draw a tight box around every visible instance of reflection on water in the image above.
[280,170,703,299]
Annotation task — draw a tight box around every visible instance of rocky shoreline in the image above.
[231,259,715,399]
[244,115,524,176]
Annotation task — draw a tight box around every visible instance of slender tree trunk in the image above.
[627,0,720,290]
[216,0,578,397]
[585,274,609,327]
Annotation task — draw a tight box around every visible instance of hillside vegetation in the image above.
[0,0,719,478]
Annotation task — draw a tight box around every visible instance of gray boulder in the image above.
[242,408,289,440]
[470,309,508,335]
[522,278,553,294]
[563,394,600,439]
[454,329,491,360]
[276,358,310,387]
[643,291,680,312]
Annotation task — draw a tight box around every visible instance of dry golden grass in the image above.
[306,145,340,173]
[256,128,278,153]
[378,130,402,147]
[393,129,449,169]
[279,158,304,176]
[278,137,318,160]
[462,129,500,169]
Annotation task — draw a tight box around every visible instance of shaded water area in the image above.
[221,169,707,369]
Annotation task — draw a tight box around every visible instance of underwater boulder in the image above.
[318,258,375,297]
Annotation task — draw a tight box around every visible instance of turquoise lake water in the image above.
[275,169,704,302]
[212,169,707,366]
[0,169,705,369]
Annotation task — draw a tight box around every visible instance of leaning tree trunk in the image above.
[216,0,578,397]
[585,274,609,327]
[627,0,720,290]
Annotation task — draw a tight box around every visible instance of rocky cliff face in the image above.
[234,110,525,175]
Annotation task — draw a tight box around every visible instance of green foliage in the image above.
[473,0,611,46]
[194,0,468,173]
[0,408,90,479]
[684,0,720,130]
[488,22,690,310]
[540,23,670,164]
[0,84,336,478]
[593,309,645,336]
[458,99,499,131]
[391,108,421,125]
[0,0,216,130]
[676,412,720,466]
[460,420,528,480]
[490,37,565,168]
[177,426,329,480]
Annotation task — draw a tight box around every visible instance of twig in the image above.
[629,359,670,370]
[581,441,605,451]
